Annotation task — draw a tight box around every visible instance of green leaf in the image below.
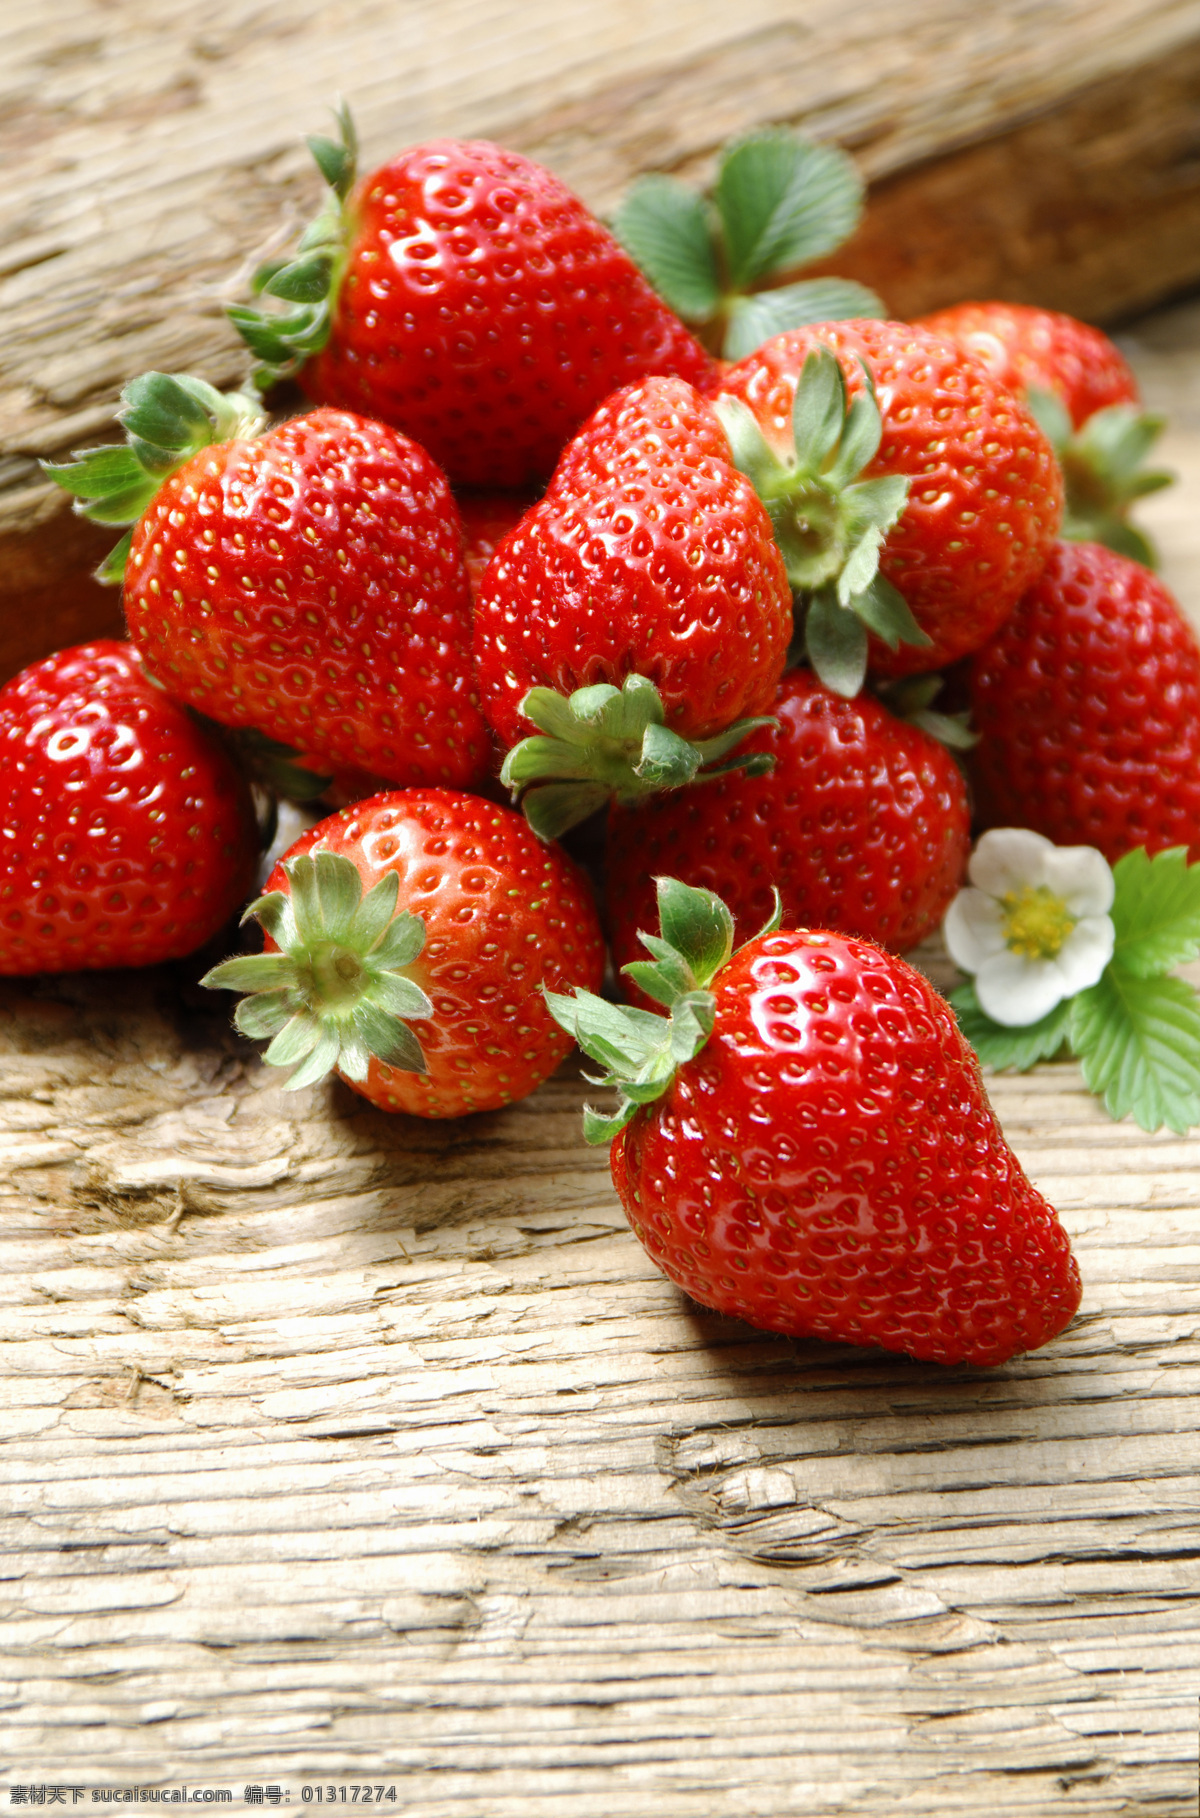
[42,446,143,499]
[612,176,721,322]
[655,879,735,988]
[715,132,864,289]
[201,953,293,994]
[803,588,868,697]
[96,530,133,586]
[790,347,847,473]
[1026,385,1073,449]
[849,572,931,650]
[1070,969,1200,1134]
[119,371,216,451]
[1109,846,1200,976]
[722,278,884,361]
[950,981,1073,1072]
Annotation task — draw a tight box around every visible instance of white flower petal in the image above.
[943,889,1009,972]
[1056,914,1116,993]
[1041,843,1115,916]
[968,827,1057,899]
[974,948,1071,1026]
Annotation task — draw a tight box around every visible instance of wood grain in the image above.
[6,0,1200,676]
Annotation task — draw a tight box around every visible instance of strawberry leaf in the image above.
[1069,969,1200,1134]
[804,589,869,698]
[1108,846,1200,977]
[723,279,883,361]
[612,176,720,323]
[715,132,864,289]
[950,981,1072,1071]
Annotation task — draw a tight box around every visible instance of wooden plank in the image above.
[6,0,1200,678]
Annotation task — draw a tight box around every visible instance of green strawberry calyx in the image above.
[613,128,884,360]
[1026,387,1174,569]
[714,346,929,698]
[545,876,781,1143]
[227,102,358,388]
[949,843,1200,1136]
[202,848,432,1092]
[41,372,266,584]
[500,675,778,840]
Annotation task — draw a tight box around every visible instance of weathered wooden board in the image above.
[6,0,1200,678]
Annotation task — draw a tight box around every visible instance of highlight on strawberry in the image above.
[202,789,606,1118]
[546,876,1082,1366]
[947,833,1200,1136]
[228,105,714,488]
[613,127,883,359]
[44,371,491,793]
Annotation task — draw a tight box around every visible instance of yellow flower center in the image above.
[1000,885,1076,960]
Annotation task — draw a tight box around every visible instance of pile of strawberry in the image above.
[12,106,1200,1370]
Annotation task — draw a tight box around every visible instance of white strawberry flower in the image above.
[944,828,1115,1026]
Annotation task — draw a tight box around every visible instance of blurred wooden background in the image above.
[4,4,1200,1813]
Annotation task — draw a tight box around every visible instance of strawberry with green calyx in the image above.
[229,109,714,488]
[915,302,1172,569]
[45,371,491,793]
[499,676,776,841]
[718,319,1064,691]
[473,376,792,753]
[604,667,971,990]
[947,832,1200,1136]
[713,346,927,696]
[44,373,265,584]
[1024,388,1172,569]
[547,876,1081,1366]
[613,129,883,361]
[204,788,606,1117]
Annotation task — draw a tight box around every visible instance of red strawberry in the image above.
[968,540,1200,863]
[915,302,1171,567]
[914,302,1138,428]
[547,880,1082,1368]
[605,667,971,994]
[229,112,715,488]
[472,376,792,832]
[204,787,605,1117]
[47,375,491,790]
[0,641,257,975]
[716,319,1063,688]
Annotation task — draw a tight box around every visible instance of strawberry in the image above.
[203,788,606,1117]
[715,320,1063,693]
[968,540,1200,863]
[0,641,257,975]
[914,302,1139,428]
[605,667,971,993]
[915,302,1172,567]
[229,109,715,488]
[473,376,792,833]
[547,879,1082,1367]
[46,374,491,790]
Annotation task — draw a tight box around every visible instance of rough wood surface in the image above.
[7,0,1200,677]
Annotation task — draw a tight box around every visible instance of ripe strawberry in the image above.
[915,302,1172,567]
[473,376,792,831]
[46,374,491,790]
[229,110,715,488]
[547,879,1082,1367]
[605,667,971,994]
[914,302,1138,428]
[968,540,1200,863]
[715,320,1063,689]
[203,788,606,1117]
[0,641,257,975]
